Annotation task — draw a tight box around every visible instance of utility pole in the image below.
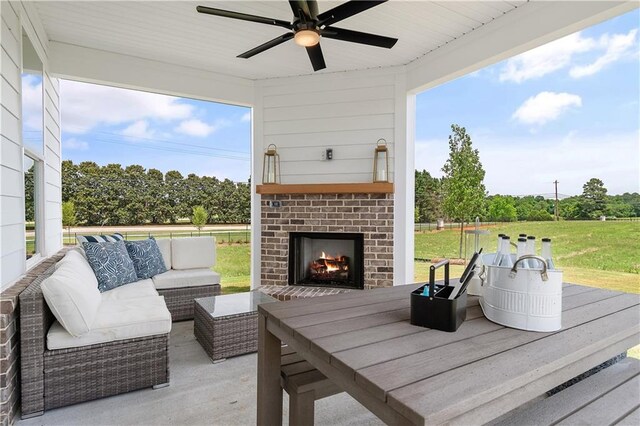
[553,180,559,221]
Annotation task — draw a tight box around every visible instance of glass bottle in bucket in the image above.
[516,237,528,269]
[493,233,505,266]
[499,236,514,267]
[541,238,555,270]
[526,236,538,268]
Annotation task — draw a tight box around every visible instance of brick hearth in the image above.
[260,193,394,289]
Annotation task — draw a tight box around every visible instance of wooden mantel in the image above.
[256,182,394,195]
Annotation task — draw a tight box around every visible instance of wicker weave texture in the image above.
[20,267,57,417]
[159,284,221,321]
[194,302,258,361]
[44,335,169,409]
[19,264,171,418]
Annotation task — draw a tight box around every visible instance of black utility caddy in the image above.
[410,259,467,332]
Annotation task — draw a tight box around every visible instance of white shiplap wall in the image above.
[251,67,413,288]
[258,68,401,184]
[1,1,62,289]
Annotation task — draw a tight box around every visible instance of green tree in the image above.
[605,201,633,218]
[579,178,608,219]
[192,205,208,234]
[414,170,442,223]
[146,168,170,224]
[24,162,35,222]
[488,195,517,222]
[122,164,147,225]
[166,170,186,223]
[441,124,487,257]
[61,160,80,202]
[527,208,554,221]
[62,201,77,238]
[559,196,582,220]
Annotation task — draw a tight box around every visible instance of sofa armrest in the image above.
[19,266,56,417]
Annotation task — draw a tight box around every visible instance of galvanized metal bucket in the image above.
[479,254,563,332]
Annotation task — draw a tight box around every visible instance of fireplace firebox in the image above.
[288,232,364,289]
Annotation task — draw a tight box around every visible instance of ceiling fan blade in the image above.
[306,43,326,71]
[317,0,387,27]
[237,33,295,59]
[196,5,292,30]
[322,26,397,48]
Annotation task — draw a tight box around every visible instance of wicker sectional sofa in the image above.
[19,237,221,418]
[153,237,222,320]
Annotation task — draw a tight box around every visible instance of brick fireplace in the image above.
[260,191,394,289]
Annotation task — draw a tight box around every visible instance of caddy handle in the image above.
[429,259,450,299]
[509,255,548,281]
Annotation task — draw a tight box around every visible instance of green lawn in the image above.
[415,221,640,294]
[216,243,251,294]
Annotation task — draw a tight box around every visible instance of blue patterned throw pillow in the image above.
[125,238,168,280]
[83,240,138,292]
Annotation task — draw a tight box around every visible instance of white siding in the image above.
[43,74,62,256]
[257,68,402,185]
[251,67,413,288]
[0,1,62,289]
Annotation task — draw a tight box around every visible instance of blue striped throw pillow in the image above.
[76,233,124,244]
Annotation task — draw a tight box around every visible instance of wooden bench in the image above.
[495,357,640,426]
[281,346,342,426]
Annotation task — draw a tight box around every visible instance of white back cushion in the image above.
[171,237,216,270]
[155,238,172,269]
[41,251,102,336]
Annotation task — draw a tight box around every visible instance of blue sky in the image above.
[57,83,252,181]
[416,9,639,196]
[43,9,638,195]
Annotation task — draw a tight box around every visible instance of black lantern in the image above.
[262,144,280,184]
[373,139,389,183]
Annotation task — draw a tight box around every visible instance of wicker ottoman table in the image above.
[194,291,277,362]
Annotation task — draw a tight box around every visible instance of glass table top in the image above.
[196,291,277,318]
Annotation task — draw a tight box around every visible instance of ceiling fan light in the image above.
[294,29,320,47]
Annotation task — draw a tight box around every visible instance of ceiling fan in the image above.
[196,0,398,72]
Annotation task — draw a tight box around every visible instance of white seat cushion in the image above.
[171,237,216,270]
[152,269,220,290]
[155,238,172,269]
[101,279,158,301]
[47,296,172,350]
[41,250,102,337]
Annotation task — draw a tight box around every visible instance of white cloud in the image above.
[499,33,595,83]
[570,29,638,78]
[60,80,193,134]
[121,120,154,139]
[63,138,89,151]
[512,92,582,126]
[499,29,638,83]
[175,119,217,137]
[241,112,251,122]
[415,131,640,196]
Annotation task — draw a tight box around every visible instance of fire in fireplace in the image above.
[289,232,364,289]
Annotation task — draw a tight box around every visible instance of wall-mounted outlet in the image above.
[268,200,282,208]
[325,148,333,160]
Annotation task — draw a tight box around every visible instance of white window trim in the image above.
[21,16,47,271]
[23,152,45,268]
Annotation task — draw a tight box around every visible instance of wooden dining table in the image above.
[256,283,640,425]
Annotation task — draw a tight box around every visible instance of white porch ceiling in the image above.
[34,1,525,80]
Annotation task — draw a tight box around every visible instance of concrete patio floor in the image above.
[17,321,383,426]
